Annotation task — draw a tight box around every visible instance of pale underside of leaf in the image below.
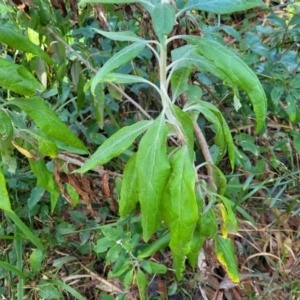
[181,0,265,15]
[93,29,144,42]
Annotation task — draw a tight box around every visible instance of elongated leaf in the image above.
[151,3,175,42]
[138,232,170,259]
[136,269,147,300]
[0,109,14,140]
[47,280,86,300]
[219,195,238,237]
[91,83,105,128]
[181,36,267,132]
[79,0,156,13]
[37,136,58,158]
[171,105,194,161]
[0,261,26,280]
[93,29,144,42]
[162,145,198,279]
[181,0,265,15]
[199,208,218,238]
[170,66,194,101]
[215,236,240,283]
[101,73,160,93]
[6,211,44,250]
[0,58,45,96]
[185,100,235,168]
[187,228,205,268]
[0,168,12,212]
[77,120,152,173]
[119,153,139,216]
[7,97,87,152]
[0,26,54,64]
[136,115,171,242]
[171,46,237,92]
[187,192,206,267]
[190,104,226,161]
[30,249,43,274]
[29,159,60,212]
[91,40,148,95]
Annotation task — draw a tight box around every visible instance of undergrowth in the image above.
[0,0,299,299]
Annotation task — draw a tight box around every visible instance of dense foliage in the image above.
[0,0,300,299]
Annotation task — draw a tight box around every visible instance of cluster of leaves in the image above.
[0,0,299,299]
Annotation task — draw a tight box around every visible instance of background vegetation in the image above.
[0,0,299,299]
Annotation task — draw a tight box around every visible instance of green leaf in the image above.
[119,154,139,217]
[138,232,170,259]
[181,36,267,132]
[0,167,12,212]
[38,280,62,299]
[151,3,175,42]
[0,261,26,280]
[171,46,238,98]
[218,196,238,237]
[181,0,265,15]
[91,40,148,95]
[0,109,14,140]
[124,268,134,288]
[187,192,206,267]
[171,105,194,161]
[29,248,43,274]
[188,104,226,161]
[185,100,235,169]
[6,211,44,250]
[136,269,148,300]
[0,26,54,64]
[79,0,155,13]
[29,159,60,212]
[93,29,144,42]
[136,115,171,241]
[215,236,240,283]
[47,279,86,300]
[100,73,160,93]
[148,261,168,274]
[94,237,115,253]
[162,145,198,279]
[0,58,45,96]
[170,66,194,101]
[7,97,88,152]
[76,120,152,173]
[37,136,58,158]
[101,227,121,241]
[187,228,205,268]
[199,208,218,238]
[91,83,105,128]
[290,130,300,156]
